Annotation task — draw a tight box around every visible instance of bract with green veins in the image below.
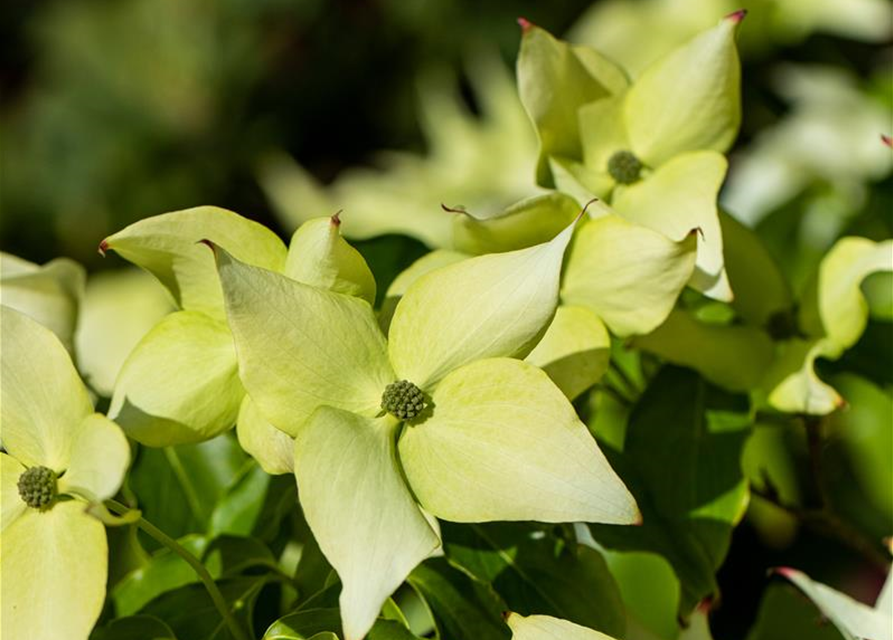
[518,13,744,301]
[0,305,130,640]
[101,208,375,455]
[506,613,619,640]
[207,219,640,640]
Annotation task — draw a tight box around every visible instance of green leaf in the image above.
[284,215,377,305]
[399,357,639,524]
[127,434,247,540]
[92,615,179,640]
[109,310,244,446]
[612,150,731,301]
[208,462,271,537]
[293,407,440,640]
[235,395,294,476]
[138,576,270,640]
[213,246,393,436]
[102,207,287,319]
[388,219,576,389]
[76,268,173,397]
[1,501,108,640]
[775,567,891,640]
[506,613,618,640]
[451,192,580,255]
[590,366,751,616]
[624,13,742,167]
[525,305,610,401]
[442,522,625,637]
[633,309,775,392]
[261,608,420,640]
[113,535,209,616]
[719,211,792,328]
[0,305,93,470]
[747,583,846,640]
[517,24,628,185]
[560,214,698,337]
[408,558,510,640]
[0,252,85,354]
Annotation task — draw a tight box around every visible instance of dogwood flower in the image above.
[517,12,746,300]
[0,305,130,640]
[100,208,374,461]
[206,219,639,640]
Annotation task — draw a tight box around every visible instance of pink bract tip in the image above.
[330,210,343,226]
[773,566,797,578]
[98,239,109,257]
[725,9,747,24]
[517,17,533,33]
[882,134,892,148]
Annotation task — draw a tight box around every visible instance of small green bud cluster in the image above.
[607,150,643,185]
[17,466,57,510]
[381,380,426,420]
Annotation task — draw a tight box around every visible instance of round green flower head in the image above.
[381,380,426,420]
[17,466,58,510]
[607,150,643,185]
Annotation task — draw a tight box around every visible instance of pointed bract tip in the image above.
[724,9,747,24]
[441,203,468,215]
[688,226,706,241]
[98,239,109,257]
[882,134,892,148]
[696,597,714,614]
[517,17,533,33]
[197,238,217,254]
[330,209,343,226]
[580,197,600,220]
[772,566,797,579]
[501,611,513,622]
[633,509,644,526]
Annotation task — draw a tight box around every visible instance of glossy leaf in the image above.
[213,246,393,436]
[442,522,625,637]
[109,310,244,446]
[633,309,775,392]
[102,206,287,318]
[293,407,440,640]
[388,219,575,389]
[590,366,751,615]
[92,615,179,640]
[561,214,698,337]
[399,357,639,524]
[408,558,509,640]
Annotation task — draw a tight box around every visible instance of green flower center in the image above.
[607,150,643,185]
[381,380,426,420]
[17,466,57,510]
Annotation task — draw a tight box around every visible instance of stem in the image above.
[751,486,888,568]
[803,415,832,508]
[106,500,251,640]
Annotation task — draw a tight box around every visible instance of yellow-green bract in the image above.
[518,14,744,301]
[0,306,130,640]
[207,218,640,640]
[101,207,375,454]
